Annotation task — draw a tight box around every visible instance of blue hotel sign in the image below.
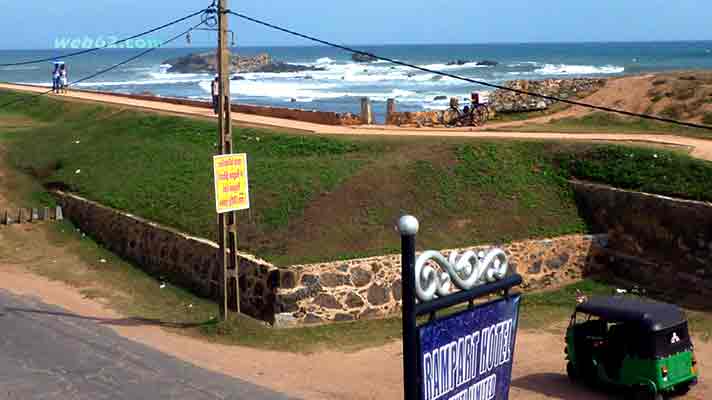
[418,295,521,400]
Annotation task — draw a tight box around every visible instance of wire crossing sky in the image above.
[1,0,712,49]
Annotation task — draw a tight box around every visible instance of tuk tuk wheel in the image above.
[566,361,578,382]
[566,362,578,382]
[673,382,691,396]
[633,386,663,400]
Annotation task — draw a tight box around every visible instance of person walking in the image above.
[59,64,68,94]
[52,64,60,94]
[211,76,220,114]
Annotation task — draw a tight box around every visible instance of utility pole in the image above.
[217,0,240,320]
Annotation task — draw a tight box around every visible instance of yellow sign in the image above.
[213,153,250,213]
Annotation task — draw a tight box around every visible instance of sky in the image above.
[1,0,712,49]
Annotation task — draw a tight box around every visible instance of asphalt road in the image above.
[0,289,294,400]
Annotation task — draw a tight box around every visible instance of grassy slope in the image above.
[0,90,587,265]
[562,144,712,202]
[3,89,712,266]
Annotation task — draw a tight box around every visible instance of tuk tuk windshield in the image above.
[617,321,692,359]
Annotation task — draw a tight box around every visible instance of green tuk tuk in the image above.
[565,296,698,399]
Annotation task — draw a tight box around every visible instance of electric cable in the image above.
[0,7,213,67]
[0,20,207,109]
[228,10,712,131]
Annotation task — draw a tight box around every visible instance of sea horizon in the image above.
[3,41,712,121]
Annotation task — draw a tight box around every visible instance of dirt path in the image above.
[2,83,712,163]
[0,247,708,400]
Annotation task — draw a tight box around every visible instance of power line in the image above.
[228,10,712,132]
[0,20,206,109]
[0,7,213,67]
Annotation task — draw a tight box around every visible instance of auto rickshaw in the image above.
[565,296,698,399]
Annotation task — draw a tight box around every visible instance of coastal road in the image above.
[0,288,294,400]
[2,83,712,162]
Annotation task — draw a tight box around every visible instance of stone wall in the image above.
[273,234,608,326]
[572,181,712,293]
[53,191,280,322]
[489,78,606,113]
[386,108,494,128]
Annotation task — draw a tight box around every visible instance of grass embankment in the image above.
[562,144,712,202]
[0,89,586,265]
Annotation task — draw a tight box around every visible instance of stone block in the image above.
[279,270,297,289]
[313,293,341,310]
[344,292,365,308]
[367,283,390,306]
[334,313,355,322]
[304,313,323,324]
[350,267,372,287]
[320,272,350,287]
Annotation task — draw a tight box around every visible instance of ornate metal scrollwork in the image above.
[414,248,509,302]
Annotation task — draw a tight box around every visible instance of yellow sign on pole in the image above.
[213,153,250,213]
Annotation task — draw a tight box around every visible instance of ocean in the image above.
[2,42,712,121]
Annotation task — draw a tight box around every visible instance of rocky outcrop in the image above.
[352,53,378,63]
[489,78,606,113]
[476,60,499,66]
[446,60,499,66]
[164,52,324,74]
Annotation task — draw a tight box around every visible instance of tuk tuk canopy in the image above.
[576,296,692,358]
[576,296,686,332]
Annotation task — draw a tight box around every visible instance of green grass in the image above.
[493,111,712,139]
[0,90,594,265]
[560,145,712,202]
[3,89,710,266]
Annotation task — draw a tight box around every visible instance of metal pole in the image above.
[218,0,240,320]
[398,215,420,400]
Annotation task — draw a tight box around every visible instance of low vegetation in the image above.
[499,111,712,138]
[561,144,712,202]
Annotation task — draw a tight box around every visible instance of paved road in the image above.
[0,289,294,400]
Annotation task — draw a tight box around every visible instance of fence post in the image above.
[398,215,419,400]
[386,98,396,125]
[360,97,373,125]
[55,206,64,221]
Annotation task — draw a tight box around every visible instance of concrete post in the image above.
[55,206,64,221]
[386,98,396,125]
[360,97,373,125]
[31,208,39,222]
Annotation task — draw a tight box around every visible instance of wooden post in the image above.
[360,97,373,125]
[217,0,240,320]
[386,98,396,125]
